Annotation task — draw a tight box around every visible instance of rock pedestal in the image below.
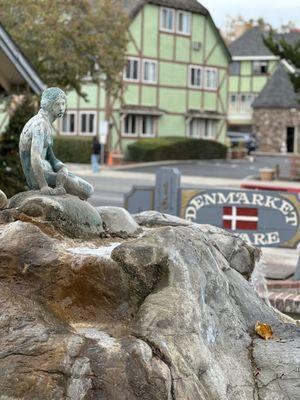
[0,206,299,399]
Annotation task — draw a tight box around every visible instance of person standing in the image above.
[91,136,101,173]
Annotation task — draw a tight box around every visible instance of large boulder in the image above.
[97,206,141,236]
[0,209,299,399]
[9,191,104,238]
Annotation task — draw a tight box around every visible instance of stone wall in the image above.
[253,108,300,152]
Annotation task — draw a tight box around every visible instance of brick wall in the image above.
[253,108,300,152]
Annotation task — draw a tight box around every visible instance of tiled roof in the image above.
[252,62,300,109]
[121,0,209,17]
[229,27,300,57]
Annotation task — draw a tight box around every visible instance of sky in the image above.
[200,0,300,30]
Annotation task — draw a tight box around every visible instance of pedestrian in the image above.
[91,136,101,173]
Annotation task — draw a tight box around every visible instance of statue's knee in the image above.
[80,181,94,199]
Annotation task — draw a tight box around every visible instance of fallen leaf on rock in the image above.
[255,322,273,340]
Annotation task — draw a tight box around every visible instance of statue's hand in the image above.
[58,166,68,177]
[40,185,58,195]
[40,185,66,196]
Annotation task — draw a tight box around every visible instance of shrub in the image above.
[126,137,227,162]
[0,95,36,197]
[53,136,93,163]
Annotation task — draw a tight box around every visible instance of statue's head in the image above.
[41,87,67,118]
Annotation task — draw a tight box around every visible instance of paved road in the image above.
[69,155,292,208]
[118,156,291,179]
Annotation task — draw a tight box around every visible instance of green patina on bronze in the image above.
[19,87,94,199]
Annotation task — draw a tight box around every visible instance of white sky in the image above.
[199,0,300,29]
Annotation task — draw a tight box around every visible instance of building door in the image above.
[286,127,295,153]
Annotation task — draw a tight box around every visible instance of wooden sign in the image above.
[180,189,300,248]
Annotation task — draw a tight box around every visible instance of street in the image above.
[68,155,293,208]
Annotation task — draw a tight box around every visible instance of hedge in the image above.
[126,137,227,162]
[53,136,93,163]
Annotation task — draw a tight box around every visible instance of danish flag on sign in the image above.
[223,207,258,231]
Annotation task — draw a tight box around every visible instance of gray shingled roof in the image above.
[228,27,273,57]
[229,27,300,57]
[252,62,300,109]
[121,0,209,17]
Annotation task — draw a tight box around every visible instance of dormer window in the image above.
[161,7,175,32]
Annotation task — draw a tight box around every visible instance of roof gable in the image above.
[252,61,300,109]
[122,0,231,62]
[0,23,45,94]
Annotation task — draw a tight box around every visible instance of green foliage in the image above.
[53,136,93,164]
[1,0,130,98]
[0,95,36,197]
[126,137,227,162]
[264,32,300,92]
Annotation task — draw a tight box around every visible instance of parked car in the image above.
[227,132,258,153]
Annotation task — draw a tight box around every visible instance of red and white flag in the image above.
[223,207,258,231]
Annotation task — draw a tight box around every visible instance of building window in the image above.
[229,61,240,76]
[141,115,155,136]
[240,94,254,112]
[188,118,216,139]
[124,114,138,136]
[143,60,157,84]
[253,61,268,75]
[189,66,202,88]
[124,58,140,81]
[205,68,218,90]
[123,114,156,137]
[177,11,191,35]
[80,112,96,135]
[160,7,175,32]
[61,112,76,135]
[229,93,238,112]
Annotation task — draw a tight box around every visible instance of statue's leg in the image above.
[44,171,93,199]
[64,172,94,199]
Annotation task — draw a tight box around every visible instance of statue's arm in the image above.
[47,146,64,172]
[30,127,49,190]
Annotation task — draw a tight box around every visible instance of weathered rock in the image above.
[9,191,104,238]
[0,189,8,210]
[0,210,299,399]
[97,206,140,236]
[133,210,190,227]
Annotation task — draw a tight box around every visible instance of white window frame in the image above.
[239,93,254,113]
[188,118,216,140]
[204,67,218,90]
[142,59,158,84]
[189,65,203,88]
[79,111,97,136]
[60,111,77,136]
[177,10,191,35]
[160,7,175,32]
[124,57,140,82]
[229,93,238,112]
[122,114,157,138]
[122,114,139,137]
[140,115,156,137]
